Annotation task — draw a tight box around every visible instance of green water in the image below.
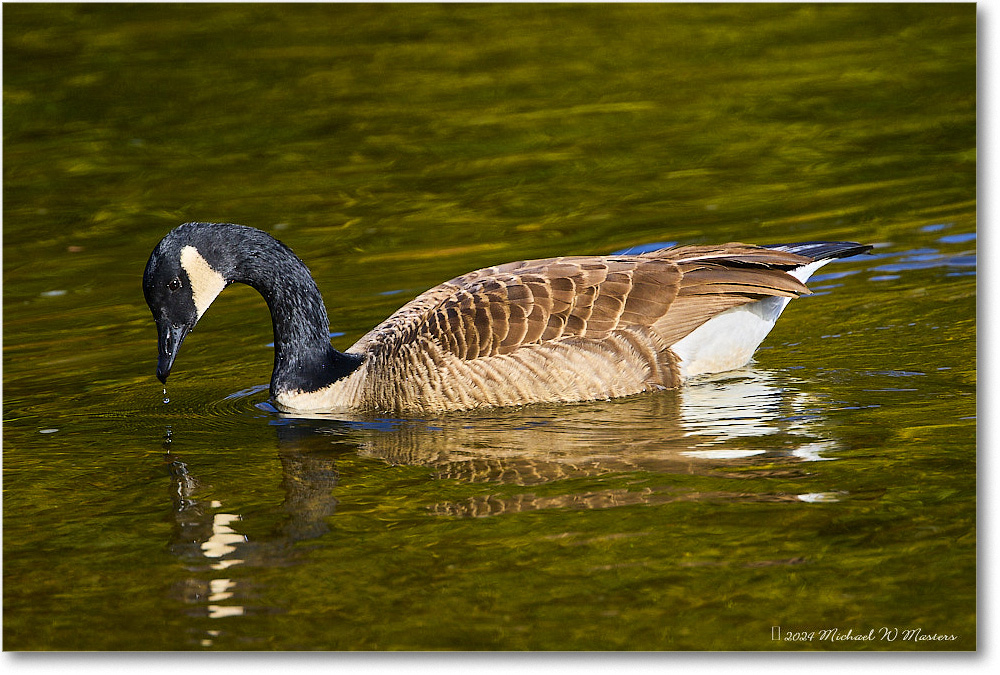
[3,3,975,651]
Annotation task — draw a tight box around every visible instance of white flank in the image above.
[672,257,836,379]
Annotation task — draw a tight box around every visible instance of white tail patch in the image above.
[180,245,227,320]
[787,258,830,283]
[672,257,837,379]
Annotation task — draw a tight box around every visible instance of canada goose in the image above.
[143,222,870,413]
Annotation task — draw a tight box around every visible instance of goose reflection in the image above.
[280,367,837,481]
[164,433,346,641]
[271,367,845,515]
[162,367,843,642]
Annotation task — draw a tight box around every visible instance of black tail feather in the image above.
[762,241,873,261]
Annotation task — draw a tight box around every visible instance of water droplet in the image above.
[163,388,170,404]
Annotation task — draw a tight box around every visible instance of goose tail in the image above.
[762,241,872,284]
[762,241,873,261]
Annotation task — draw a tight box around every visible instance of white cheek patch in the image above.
[180,245,227,320]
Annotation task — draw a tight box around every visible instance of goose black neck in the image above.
[222,226,362,395]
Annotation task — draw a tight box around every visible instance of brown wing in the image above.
[414,256,682,360]
[358,243,816,363]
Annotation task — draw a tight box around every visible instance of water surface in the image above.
[3,3,975,650]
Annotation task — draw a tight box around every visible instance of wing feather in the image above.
[358,244,820,368]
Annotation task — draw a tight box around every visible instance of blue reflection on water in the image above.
[938,232,976,244]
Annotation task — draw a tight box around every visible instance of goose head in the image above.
[142,223,236,383]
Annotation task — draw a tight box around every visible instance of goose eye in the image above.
[168,277,182,292]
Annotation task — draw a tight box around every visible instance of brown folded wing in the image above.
[398,245,811,360]
[414,256,680,360]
